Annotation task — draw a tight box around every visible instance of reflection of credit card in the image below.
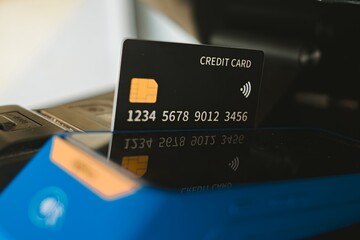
[113,39,264,130]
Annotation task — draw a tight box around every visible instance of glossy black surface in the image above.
[69,128,360,189]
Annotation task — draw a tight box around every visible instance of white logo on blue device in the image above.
[28,187,68,230]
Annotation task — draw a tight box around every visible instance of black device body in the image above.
[104,128,360,189]
[147,0,359,137]
[68,127,360,238]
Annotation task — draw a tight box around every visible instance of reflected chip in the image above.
[129,78,158,103]
[121,155,149,177]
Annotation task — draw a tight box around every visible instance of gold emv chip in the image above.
[129,78,158,103]
[121,155,149,177]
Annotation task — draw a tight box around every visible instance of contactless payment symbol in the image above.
[28,187,68,230]
[240,81,251,98]
[129,78,158,103]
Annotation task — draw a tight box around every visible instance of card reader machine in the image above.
[1,128,360,239]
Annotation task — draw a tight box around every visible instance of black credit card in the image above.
[113,39,264,130]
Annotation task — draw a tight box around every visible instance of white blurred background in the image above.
[0,0,197,109]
